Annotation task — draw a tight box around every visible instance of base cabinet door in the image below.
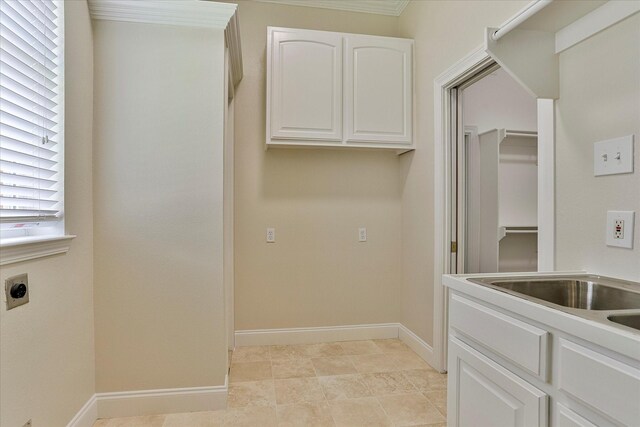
[448,337,548,427]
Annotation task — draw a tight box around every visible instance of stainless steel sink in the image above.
[468,275,640,333]
[608,314,640,331]
[468,277,640,310]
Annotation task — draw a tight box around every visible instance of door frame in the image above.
[432,46,555,372]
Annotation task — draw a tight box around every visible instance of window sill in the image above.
[0,235,76,266]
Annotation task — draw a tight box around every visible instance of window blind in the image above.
[0,0,62,227]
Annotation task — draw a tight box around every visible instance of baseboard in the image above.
[398,324,437,370]
[96,375,228,419]
[234,323,399,346]
[66,394,98,427]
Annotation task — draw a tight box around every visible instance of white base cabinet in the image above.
[267,27,414,152]
[447,291,640,427]
[448,337,548,427]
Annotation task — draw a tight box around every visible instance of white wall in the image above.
[555,14,640,281]
[232,0,403,331]
[92,21,228,391]
[463,68,537,134]
[0,1,95,425]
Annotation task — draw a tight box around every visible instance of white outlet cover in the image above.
[266,227,275,243]
[606,211,634,248]
[594,135,634,176]
[358,227,367,242]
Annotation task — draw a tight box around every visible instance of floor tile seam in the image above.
[421,392,446,420]
[372,395,396,426]
[398,370,421,392]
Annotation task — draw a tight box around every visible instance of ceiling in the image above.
[252,0,410,16]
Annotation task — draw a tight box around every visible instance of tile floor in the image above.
[93,339,448,426]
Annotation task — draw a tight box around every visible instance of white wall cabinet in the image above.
[267,27,414,152]
[344,36,412,144]
[269,29,343,141]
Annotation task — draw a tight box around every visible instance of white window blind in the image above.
[0,0,62,232]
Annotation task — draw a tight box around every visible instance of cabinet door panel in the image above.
[345,36,412,144]
[269,29,342,141]
[556,403,599,427]
[448,337,548,427]
[557,339,640,426]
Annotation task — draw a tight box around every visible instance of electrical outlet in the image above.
[358,227,367,242]
[266,227,275,243]
[606,211,634,248]
[5,273,29,310]
[614,219,624,239]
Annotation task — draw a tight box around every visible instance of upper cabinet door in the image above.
[345,36,413,144]
[268,28,342,141]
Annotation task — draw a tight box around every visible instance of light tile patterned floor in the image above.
[93,339,448,426]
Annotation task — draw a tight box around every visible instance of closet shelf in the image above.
[499,226,538,241]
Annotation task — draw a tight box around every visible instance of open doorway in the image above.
[453,66,539,275]
[432,48,555,372]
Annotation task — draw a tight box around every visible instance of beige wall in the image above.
[397,0,529,344]
[555,14,640,281]
[0,1,95,426]
[232,0,404,330]
[92,22,227,391]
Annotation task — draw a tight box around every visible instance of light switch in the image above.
[594,135,634,176]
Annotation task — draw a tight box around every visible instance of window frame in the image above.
[0,0,74,264]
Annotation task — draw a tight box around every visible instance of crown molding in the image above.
[253,0,410,17]
[87,0,243,86]
[87,0,237,29]
[225,10,243,88]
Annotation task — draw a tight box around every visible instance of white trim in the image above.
[224,11,243,88]
[235,323,399,346]
[253,0,409,17]
[87,0,236,29]
[66,395,97,427]
[433,46,495,373]
[235,323,439,370]
[537,99,555,271]
[555,0,640,53]
[95,376,228,419]
[398,324,437,371]
[0,235,76,266]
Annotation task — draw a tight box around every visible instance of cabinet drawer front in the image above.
[556,403,598,427]
[450,294,549,379]
[448,337,548,427]
[558,339,640,426]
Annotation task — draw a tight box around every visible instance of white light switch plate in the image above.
[594,135,634,176]
[606,211,634,249]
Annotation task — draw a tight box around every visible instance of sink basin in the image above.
[608,314,640,331]
[469,277,640,310]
